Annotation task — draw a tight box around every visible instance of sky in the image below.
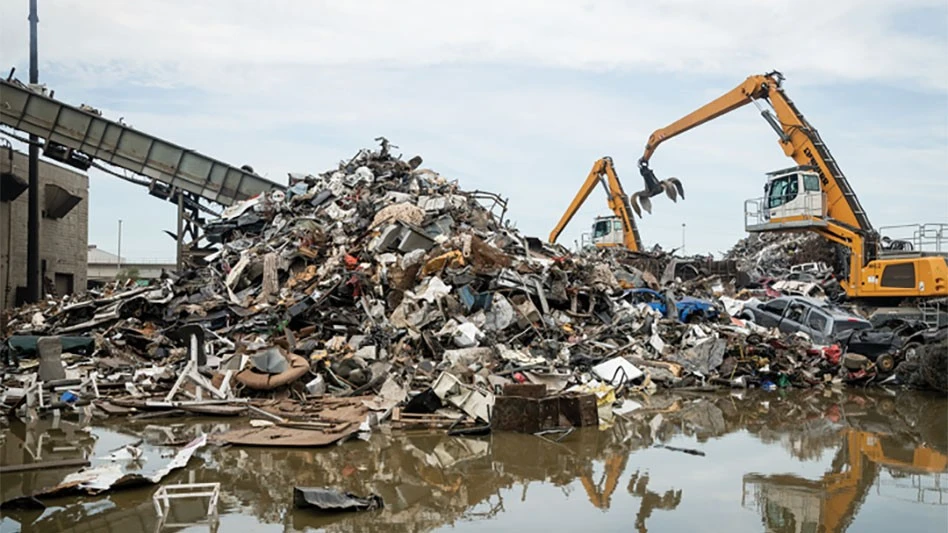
[1,0,946,260]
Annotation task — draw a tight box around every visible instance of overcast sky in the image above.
[1,1,946,260]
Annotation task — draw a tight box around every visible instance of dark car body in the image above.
[740,296,871,344]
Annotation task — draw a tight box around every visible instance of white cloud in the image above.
[0,1,944,260]
[1,0,946,90]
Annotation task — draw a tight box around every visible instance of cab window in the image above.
[592,221,610,238]
[803,174,820,192]
[613,220,623,232]
[768,175,799,208]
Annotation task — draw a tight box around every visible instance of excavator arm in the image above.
[549,157,643,252]
[628,72,948,299]
[635,71,871,236]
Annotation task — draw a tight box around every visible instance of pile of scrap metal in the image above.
[0,140,941,440]
[724,233,843,300]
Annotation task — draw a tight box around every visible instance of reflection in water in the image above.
[1,390,945,533]
[744,428,948,533]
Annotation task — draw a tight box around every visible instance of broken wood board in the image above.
[215,425,358,447]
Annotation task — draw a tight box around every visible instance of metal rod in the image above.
[26,0,41,302]
[117,219,122,272]
[176,192,184,270]
[681,222,686,255]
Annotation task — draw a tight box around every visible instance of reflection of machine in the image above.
[742,428,948,533]
[580,453,628,509]
[633,71,948,300]
[579,452,682,533]
[549,157,643,252]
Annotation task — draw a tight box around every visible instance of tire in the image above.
[876,353,896,373]
[902,341,923,363]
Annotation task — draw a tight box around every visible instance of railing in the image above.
[579,232,594,250]
[919,300,947,329]
[744,192,826,231]
[877,223,947,256]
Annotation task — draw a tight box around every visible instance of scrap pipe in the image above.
[26,0,41,302]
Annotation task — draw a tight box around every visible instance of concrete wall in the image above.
[1,147,88,308]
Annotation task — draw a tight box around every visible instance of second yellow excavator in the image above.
[630,71,948,301]
[549,157,644,252]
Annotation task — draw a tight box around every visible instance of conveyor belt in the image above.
[0,78,284,206]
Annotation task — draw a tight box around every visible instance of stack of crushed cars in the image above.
[1,140,943,437]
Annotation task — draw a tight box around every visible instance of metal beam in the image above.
[0,78,284,207]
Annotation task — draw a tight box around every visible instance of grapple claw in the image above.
[637,194,653,215]
[668,177,684,200]
[630,193,643,217]
[663,181,678,202]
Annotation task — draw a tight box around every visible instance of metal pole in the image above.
[681,223,686,255]
[117,219,122,271]
[26,0,41,302]
[176,193,184,271]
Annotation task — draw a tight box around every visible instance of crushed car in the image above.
[620,288,720,323]
[739,296,871,344]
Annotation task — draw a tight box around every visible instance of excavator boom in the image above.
[636,71,869,233]
[632,71,948,299]
[549,157,643,252]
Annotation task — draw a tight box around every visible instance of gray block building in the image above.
[1,146,88,308]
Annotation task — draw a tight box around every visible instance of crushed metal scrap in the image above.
[1,139,945,441]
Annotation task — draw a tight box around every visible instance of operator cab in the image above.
[587,215,624,247]
[746,165,826,232]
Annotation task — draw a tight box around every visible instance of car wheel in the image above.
[875,353,896,373]
[902,341,922,362]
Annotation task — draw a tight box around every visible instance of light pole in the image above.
[26,0,41,302]
[681,223,686,255]
[117,219,123,272]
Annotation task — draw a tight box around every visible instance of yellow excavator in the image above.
[743,428,948,533]
[631,71,948,301]
[549,157,644,252]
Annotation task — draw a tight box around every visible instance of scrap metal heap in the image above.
[0,140,942,441]
[725,232,838,281]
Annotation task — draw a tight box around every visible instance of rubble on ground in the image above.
[896,339,948,393]
[0,139,943,441]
